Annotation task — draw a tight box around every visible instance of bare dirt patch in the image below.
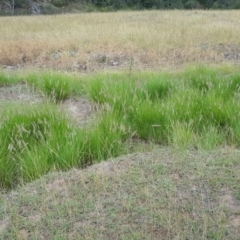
[60,97,94,127]
[230,216,240,227]
[220,191,240,214]
[0,220,8,235]
[18,228,29,239]
[0,84,41,103]
[0,84,94,127]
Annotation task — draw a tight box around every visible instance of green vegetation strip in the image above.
[1,66,240,189]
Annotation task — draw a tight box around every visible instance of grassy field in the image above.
[1,66,240,238]
[1,10,240,239]
[1,10,240,71]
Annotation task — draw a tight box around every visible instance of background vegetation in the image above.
[92,0,240,10]
[1,0,240,16]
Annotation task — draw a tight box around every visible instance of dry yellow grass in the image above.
[1,10,240,71]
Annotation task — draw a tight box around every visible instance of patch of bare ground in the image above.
[1,148,240,239]
[230,216,240,227]
[60,97,94,127]
[0,220,8,235]
[220,190,240,232]
[0,83,95,128]
[221,191,240,215]
[0,83,41,103]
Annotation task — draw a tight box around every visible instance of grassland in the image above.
[1,10,240,240]
[1,10,240,71]
[1,66,240,238]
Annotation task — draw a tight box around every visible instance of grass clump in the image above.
[0,104,85,188]
[182,66,219,93]
[129,101,170,144]
[219,73,240,100]
[26,71,83,102]
[85,67,240,149]
[0,102,129,189]
[143,72,174,101]
[82,112,130,163]
[0,71,20,86]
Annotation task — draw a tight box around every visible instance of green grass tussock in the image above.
[83,112,130,163]
[182,66,219,93]
[130,100,170,143]
[25,71,83,102]
[0,71,21,86]
[85,66,240,148]
[0,104,83,188]
[144,72,174,101]
[0,103,129,188]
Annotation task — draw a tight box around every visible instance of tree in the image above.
[1,0,15,14]
[234,0,240,8]
[139,0,164,9]
[163,0,184,8]
[184,0,199,8]
[198,0,214,8]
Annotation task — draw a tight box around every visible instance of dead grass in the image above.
[1,10,240,71]
[1,148,240,239]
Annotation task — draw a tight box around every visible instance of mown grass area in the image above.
[1,65,240,189]
[0,149,240,239]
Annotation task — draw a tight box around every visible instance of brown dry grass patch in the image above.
[1,10,240,71]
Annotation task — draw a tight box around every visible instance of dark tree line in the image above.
[1,0,240,15]
[92,0,240,9]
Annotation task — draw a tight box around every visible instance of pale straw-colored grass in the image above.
[1,10,240,70]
